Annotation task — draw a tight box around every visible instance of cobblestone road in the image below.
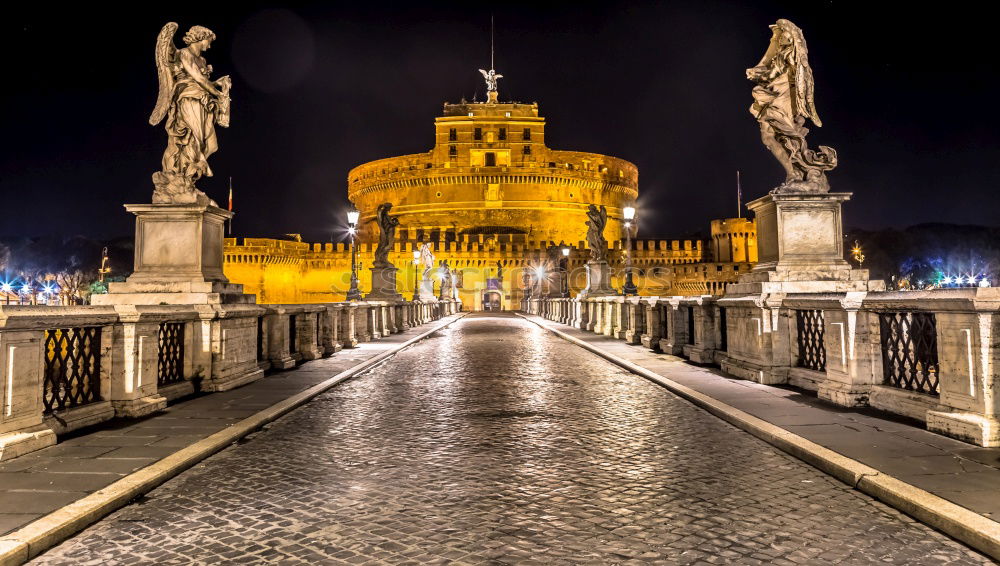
[31,313,991,565]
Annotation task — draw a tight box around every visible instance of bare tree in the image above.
[57,270,88,305]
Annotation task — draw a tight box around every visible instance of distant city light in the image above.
[942,276,953,285]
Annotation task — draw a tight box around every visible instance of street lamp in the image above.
[1,282,11,305]
[622,205,638,296]
[412,248,421,301]
[560,246,570,298]
[851,240,865,268]
[346,210,362,301]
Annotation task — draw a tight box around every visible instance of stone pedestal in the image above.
[366,264,403,301]
[417,275,438,302]
[579,261,616,298]
[728,192,883,295]
[93,203,254,306]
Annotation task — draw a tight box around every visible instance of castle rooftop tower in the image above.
[348,86,638,246]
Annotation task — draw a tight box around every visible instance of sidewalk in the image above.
[0,314,464,543]
[519,314,1000,553]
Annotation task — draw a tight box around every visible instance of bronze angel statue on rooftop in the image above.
[747,19,837,193]
[149,23,232,204]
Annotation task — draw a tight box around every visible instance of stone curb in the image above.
[0,313,467,566]
[517,313,1000,561]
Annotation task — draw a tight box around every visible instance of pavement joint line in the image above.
[0,312,467,566]
[516,312,1000,561]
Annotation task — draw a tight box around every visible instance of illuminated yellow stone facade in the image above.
[224,96,756,308]
[348,101,637,247]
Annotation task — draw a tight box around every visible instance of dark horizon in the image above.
[3,1,999,243]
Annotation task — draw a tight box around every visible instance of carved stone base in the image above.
[204,368,264,393]
[113,395,168,419]
[0,428,57,462]
[927,411,1000,448]
[726,192,885,295]
[92,202,255,306]
[579,261,616,297]
[366,265,404,301]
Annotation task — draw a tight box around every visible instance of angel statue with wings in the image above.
[746,19,837,194]
[149,23,232,204]
[478,68,503,93]
[585,204,608,263]
[373,203,399,267]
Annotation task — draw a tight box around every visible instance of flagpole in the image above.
[736,170,742,219]
[227,177,233,236]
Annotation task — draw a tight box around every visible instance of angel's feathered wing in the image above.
[149,22,178,126]
[478,69,489,79]
[780,19,823,127]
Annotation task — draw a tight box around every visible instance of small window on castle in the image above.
[485,152,496,167]
[548,162,556,168]
[449,145,457,156]
[523,145,531,155]
[449,128,457,141]
[522,128,531,140]
[499,128,507,140]
[474,127,482,141]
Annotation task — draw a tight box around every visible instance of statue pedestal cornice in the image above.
[92,203,254,305]
[579,261,617,298]
[366,263,404,302]
[726,192,883,295]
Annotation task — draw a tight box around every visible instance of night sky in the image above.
[3,1,998,242]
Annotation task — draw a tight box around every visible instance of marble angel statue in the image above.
[149,23,231,204]
[746,19,837,193]
[585,205,608,262]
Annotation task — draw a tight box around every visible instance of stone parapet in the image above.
[526,287,1000,447]
[0,297,447,462]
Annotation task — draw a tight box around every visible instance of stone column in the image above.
[339,305,359,348]
[641,302,663,350]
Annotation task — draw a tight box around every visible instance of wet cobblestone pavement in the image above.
[31,313,991,564]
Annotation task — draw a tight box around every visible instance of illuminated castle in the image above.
[224,78,755,308]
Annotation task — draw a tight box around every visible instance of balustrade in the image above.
[524,288,1000,446]
[0,298,451,461]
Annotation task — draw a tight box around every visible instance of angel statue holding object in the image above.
[373,203,400,267]
[746,19,837,194]
[585,204,608,262]
[149,23,232,204]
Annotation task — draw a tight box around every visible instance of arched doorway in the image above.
[482,291,502,311]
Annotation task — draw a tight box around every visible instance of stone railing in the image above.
[0,299,460,461]
[527,289,1000,447]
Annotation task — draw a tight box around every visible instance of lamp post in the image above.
[1,282,11,305]
[412,249,421,301]
[561,246,570,298]
[622,205,638,296]
[851,240,865,268]
[346,210,362,301]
